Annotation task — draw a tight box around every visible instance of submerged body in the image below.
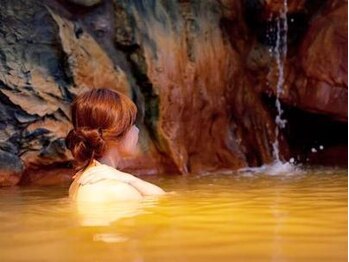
[69,160,164,202]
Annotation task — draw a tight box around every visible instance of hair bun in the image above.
[65,128,106,170]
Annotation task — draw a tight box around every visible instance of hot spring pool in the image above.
[0,167,347,261]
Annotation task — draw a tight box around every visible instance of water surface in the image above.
[0,168,347,261]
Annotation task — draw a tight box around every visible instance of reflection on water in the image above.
[0,168,347,261]
[75,197,159,227]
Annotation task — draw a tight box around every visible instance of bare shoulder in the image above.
[76,180,143,202]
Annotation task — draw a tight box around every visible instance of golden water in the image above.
[0,168,347,262]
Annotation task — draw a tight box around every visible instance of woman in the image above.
[66,88,165,202]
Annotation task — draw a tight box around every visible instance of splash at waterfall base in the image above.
[0,0,347,186]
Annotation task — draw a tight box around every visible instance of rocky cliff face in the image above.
[245,0,347,121]
[0,0,347,186]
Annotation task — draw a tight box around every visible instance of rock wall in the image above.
[244,0,347,121]
[0,0,346,185]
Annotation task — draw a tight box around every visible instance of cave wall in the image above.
[0,0,346,185]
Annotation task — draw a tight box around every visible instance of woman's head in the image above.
[66,88,139,170]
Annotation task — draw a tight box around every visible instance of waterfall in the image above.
[271,0,288,162]
[238,0,300,175]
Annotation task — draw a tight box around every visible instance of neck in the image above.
[98,148,121,169]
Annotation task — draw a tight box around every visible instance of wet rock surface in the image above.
[0,0,346,185]
[245,0,347,121]
[0,150,23,186]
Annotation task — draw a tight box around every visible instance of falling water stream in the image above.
[240,0,295,175]
[272,0,288,163]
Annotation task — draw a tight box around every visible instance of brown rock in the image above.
[295,3,348,120]
[48,8,131,97]
[272,2,348,121]
[264,0,307,14]
[21,167,73,186]
[129,1,277,173]
[301,5,347,87]
[67,0,101,7]
[246,1,347,121]
[0,150,23,186]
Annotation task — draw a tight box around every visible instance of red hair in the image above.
[65,88,137,171]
